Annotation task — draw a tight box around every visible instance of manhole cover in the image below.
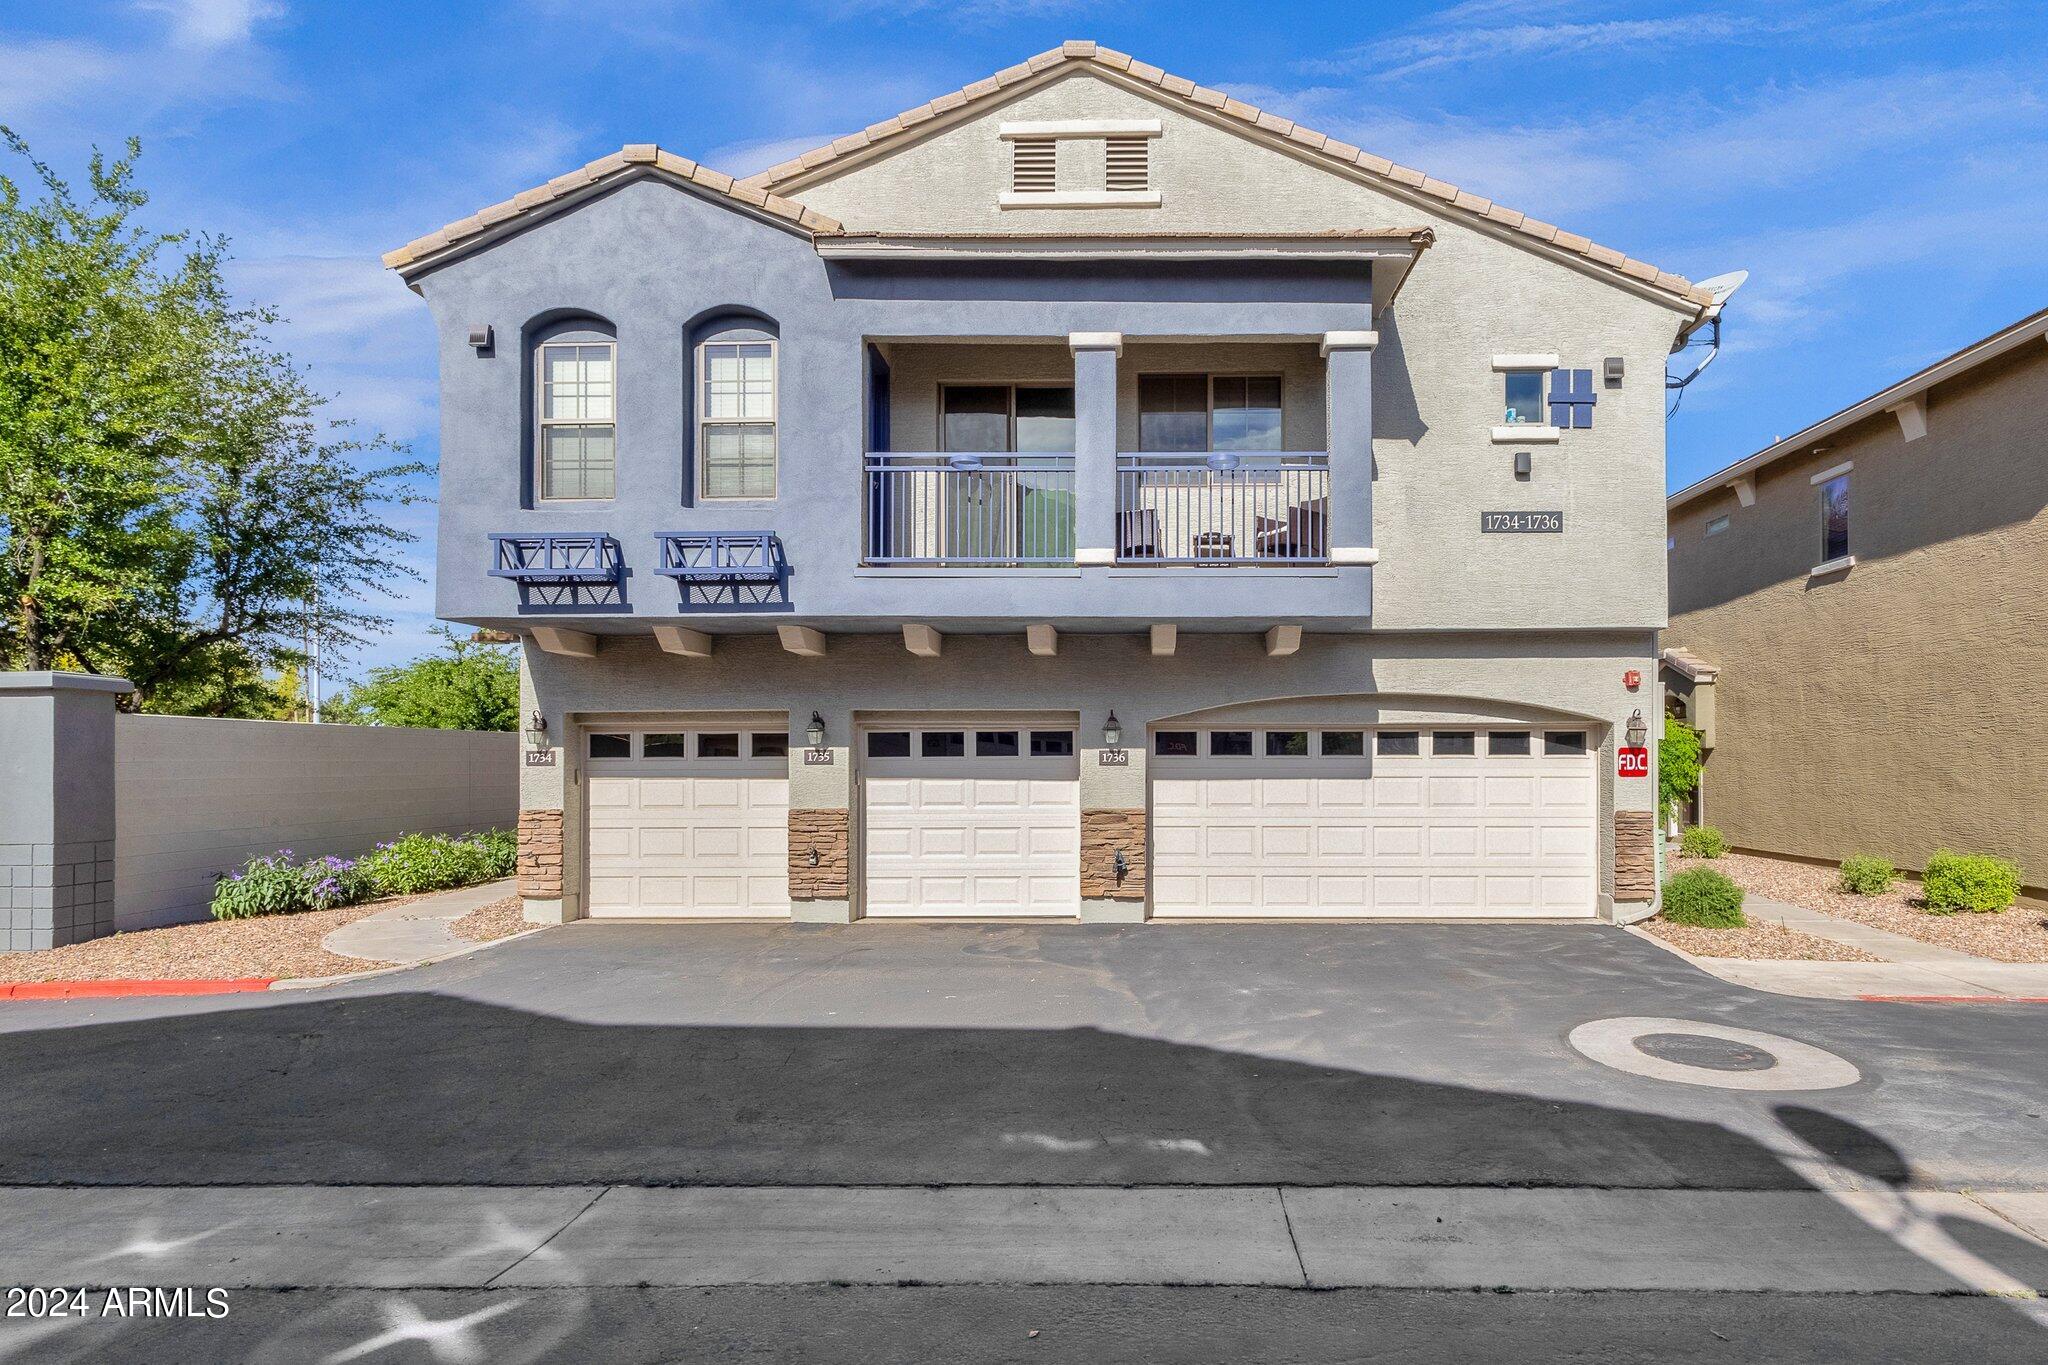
[1632,1032,1777,1071]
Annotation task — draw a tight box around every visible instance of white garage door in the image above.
[1152,726,1597,919]
[585,727,790,918]
[862,724,1080,918]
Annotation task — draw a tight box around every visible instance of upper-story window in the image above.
[942,385,1076,453]
[1503,370,1547,425]
[537,341,616,501]
[1818,471,1850,563]
[698,334,777,499]
[1138,374,1283,452]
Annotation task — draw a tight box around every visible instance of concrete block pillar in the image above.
[789,703,855,923]
[0,673,131,949]
[1078,700,1147,922]
[1321,331,1378,565]
[516,643,578,924]
[1069,332,1123,566]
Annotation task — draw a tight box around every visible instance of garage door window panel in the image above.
[1211,731,1254,757]
[1321,730,1365,757]
[977,730,1021,757]
[1489,731,1531,756]
[1265,730,1310,757]
[1030,730,1074,757]
[868,731,911,758]
[752,733,789,759]
[1545,731,1588,755]
[922,731,967,758]
[589,732,631,759]
[642,733,691,759]
[1433,731,1476,756]
[1155,730,1198,757]
[697,732,741,758]
[1377,731,1420,757]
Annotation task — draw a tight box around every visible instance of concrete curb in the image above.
[1622,923,2048,1003]
[270,924,549,991]
[0,977,274,1001]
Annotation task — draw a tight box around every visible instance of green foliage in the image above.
[1679,825,1727,859]
[1838,855,1897,896]
[327,629,518,731]
[1661,868,1747,927]
[1657,717,1703,824]
[355,831,515,898]
[1922,850,2024,915]
[210,852,366,919]
[0,131,424,711]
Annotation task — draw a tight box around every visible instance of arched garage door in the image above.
[1150,724,1597,918]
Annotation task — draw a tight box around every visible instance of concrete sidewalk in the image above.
[321,878,519,967]
[3,1184,2045,1294]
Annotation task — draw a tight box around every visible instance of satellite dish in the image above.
[1696,269,1749,309]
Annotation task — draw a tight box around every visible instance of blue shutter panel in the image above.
[1549,369,1596,428]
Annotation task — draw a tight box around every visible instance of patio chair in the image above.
[1253,499,1329,560]
[1117,507,1160,561]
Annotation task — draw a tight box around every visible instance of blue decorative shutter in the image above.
[1550,369,1596,428]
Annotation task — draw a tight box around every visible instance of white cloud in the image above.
[701,132,843,178]
[136,0,285,49]
[0,40,123,119]
[1322,14,1763,80]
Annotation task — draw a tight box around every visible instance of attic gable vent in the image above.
[1011,138,1057,194]
[1104,137,1150,193]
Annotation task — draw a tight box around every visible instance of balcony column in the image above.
[1322,330,1378,565]
[1069,331,1123,566]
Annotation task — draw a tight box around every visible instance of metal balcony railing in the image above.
[1115,452,1330,565]
[487,532,623,583]
[864,453,1077,566]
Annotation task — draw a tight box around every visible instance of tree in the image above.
[1659,715,1704,825]
[327,630,518,731]
[0,132,424,710]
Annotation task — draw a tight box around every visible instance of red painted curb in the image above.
[1855,994,2048,1004]
[0,978,275,1001]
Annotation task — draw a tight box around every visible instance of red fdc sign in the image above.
[1618,747,1651,779]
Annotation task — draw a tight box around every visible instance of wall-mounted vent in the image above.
[1011,138,1057,194]
[1104,136,1151,193]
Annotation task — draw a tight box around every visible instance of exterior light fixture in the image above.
[525,709,548,749]
[806,711,827,749]
[1624,708,1647,749]
[1112,848,1130,883]
[1103,711,1123,749]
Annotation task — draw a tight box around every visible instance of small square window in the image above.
[1433,731,1476,756]
[1265,730,1310,757]
[977,730,1020,758]
[867,731,910,758]
[697,732,740,758]
[1155,730,1198,757]
[1210,730,1253,757]
[1545,731,1588,756]
[1029,730,1074,757]
[922,731,966,758]
[642,733,691,759]
[1321,730,1365,757]
[1705,515,1729,537]
[1504,371,1548,425]
[588,732,630,759]
[1488,731,1531,756]
[1377,731,1420,757]
[751,733,789,759]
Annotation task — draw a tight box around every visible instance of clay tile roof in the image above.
[739,42,1713,312]
[382,146,844,274]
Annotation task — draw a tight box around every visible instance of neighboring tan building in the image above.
[1665,306,2048,892]
[389,41,1727,928]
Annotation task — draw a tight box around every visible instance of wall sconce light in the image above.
[1102,710,1123,749]
[1513,450,1533,480]
[807,846,821,868]
[1113,848,1130,883]
[525,709,548,749]
[1625,708,1647,749]
[805,711,827,748]
[468,324,494,352]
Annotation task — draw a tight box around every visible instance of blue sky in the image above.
[5,0,2045,689]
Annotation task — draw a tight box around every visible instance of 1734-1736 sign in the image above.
[1480,510,1565,534]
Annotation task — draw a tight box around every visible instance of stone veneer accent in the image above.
[518,808,564,899]
[789,809,851,899]
[1081,809,1147,901]
[1613,811,1656,901]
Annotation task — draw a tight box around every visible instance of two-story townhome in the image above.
[387,42,1722,926]
[1665,305,2048,893]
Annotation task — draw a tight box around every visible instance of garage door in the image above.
[1152,726,1597,918]
[862,724,1080,917]
[585,726,790,917]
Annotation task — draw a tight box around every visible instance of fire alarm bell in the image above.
[1623,669,1642,690]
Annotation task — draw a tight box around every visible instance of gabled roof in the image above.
[1668,304,2048,513]
[383,146,843,276]
[744,40,1713,313]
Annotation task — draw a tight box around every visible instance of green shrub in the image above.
[1661,868,1746,927]
[1838,855,1896,896]
[211,851,366,919]
[1922,850,2024,915]
[1679,825,1727,859]
[355,830,513,897]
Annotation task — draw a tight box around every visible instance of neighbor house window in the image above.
[1139,375,1283,452]
[698,336,777,499]
[1705,515,1729,537]
[538,342,616,500]
[1503,371,1547,425]
[1819,473,1850,563]
[941,385,1075,453]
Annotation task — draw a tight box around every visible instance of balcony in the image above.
[487,533,622,584]
[864,453,1077,567]
[1114,452,1329,565]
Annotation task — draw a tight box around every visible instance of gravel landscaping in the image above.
[0,897,419,984]
[1673,851,2048,963]
[1639,917,1880,961]
[451,896,531,943]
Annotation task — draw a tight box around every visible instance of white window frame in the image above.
[696,336,780,501]
[535,339,617,503]
[1501,368,1550,427]
[1814,469,1853,573]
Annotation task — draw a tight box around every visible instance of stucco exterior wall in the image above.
[517,630,1660,920]
[114,717,518,931]
[1666,345,2048,886]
